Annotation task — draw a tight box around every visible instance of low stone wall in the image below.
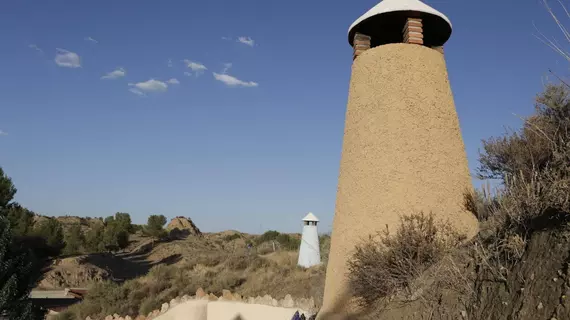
[93,289,316,320]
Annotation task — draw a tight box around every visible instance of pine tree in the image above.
[145,215,167,240]
[0,167,45,319]
[113,212,133,234]
[0,216,44,319]
[5,203,34,237]
[0,167,16,210]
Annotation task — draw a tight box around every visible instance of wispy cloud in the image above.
[221,36,233,41]
[184,72,192,77]
[28,44,43,54]
[222,63,233,74]
[237,36,255,47]
[101,67,126,80]
[128,79,168,93]
[0,130,7,136]
[84,36,98,44]
[129,88,145,96]
[213,73,258,87]
[182,59,207,76]
[55,48,81,68]
[168,59,173,68]
[167,78,180,85]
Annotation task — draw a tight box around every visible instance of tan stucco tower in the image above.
[319,0,479,317]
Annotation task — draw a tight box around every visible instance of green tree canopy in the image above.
[33,218,65,253]
[0,167,16,210]
[85,224,105,253]
[63,224,84,255]
[116,230,129,250]
[104,216,115,225]
[0,167,44,320]
[113,212,133,234]
[0,216,45,319]
[145,215,167,239]
[255,230,280,244]
[5,203,34,237]
[101,212,132,252]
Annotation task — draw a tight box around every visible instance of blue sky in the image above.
[0,0,567,234]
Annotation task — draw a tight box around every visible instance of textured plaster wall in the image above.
[152,301,305,320]
[319,43,479,317]
[154,300,208,320]
[206,301,305,320]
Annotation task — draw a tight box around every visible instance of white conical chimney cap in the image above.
[348,0,452,47]
[302,212,319,222]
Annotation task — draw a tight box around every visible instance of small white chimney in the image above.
[297,212,321,268]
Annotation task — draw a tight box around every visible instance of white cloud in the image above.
[221,36,232,41]
[184,72,192,77]
[28,44,43,54]
[168,59,173,68]
[129,88,145,96]
[54,48,81,68]
[101,67,126,80]
[182,59,208,77]
[213,73,258,87]
[237,36,255,47]
[0,130,7,136]
[167,78,180,85]
[128,79,168,93]
[85,36,98,44]
[183,59,207,76]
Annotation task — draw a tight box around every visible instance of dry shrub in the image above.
[464,182,500,222]
[348,212,465,306]
[238,253,325,306]
[185,252,225,267]
[319,234,331,267]
[478,84,570,222]
[223,253,270,271]
[473,84,570,278]
[480,86,570,222]
[256,244,274,255]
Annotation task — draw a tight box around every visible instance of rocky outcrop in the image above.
[39,256,110,289]
[167,217,201,239]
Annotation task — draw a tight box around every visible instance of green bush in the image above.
[255,230,280,244]
[223,233,241,241]
[276,233,301,251]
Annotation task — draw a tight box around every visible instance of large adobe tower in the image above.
[320,0,479,316]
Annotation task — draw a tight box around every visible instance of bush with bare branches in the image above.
[478,84,570,228]
[348,213,465,306]
[468,84,570,282]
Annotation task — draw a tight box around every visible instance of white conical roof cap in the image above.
[302,212,319,222]
[348,0,452,47]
